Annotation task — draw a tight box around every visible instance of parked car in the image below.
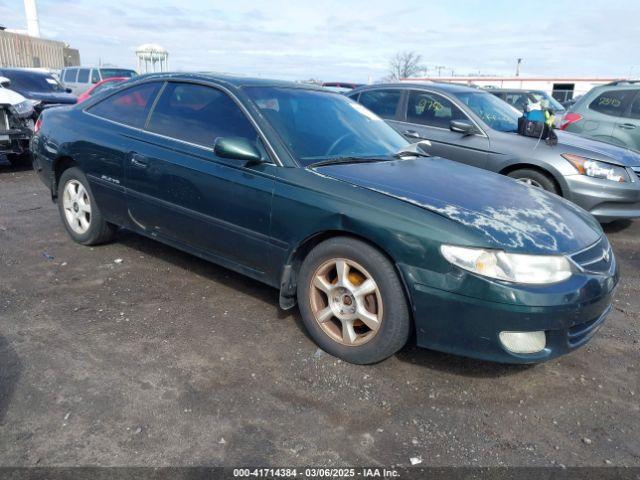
[0,76,38,165]
[321,82,364,94]
[561,94,582,109]
[349,83,640,223]
[61,67,137,95]
[0,68,76,109]
[488,88,566,114]
[31,73,617,365]
[76,77,128,103]
[559,81,640,153]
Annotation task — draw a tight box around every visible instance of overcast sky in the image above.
[1,0,638,81]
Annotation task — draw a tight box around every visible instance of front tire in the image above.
[297,237,410,364]
[507,168,559,194]
[57,167,116,245]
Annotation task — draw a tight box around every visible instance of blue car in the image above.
[31,73,618,364]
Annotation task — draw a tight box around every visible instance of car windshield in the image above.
[244,86,408,165]
[100,69,136,79]
[1,70,65,92]
[455,91,521,133]
[530,91,566,112]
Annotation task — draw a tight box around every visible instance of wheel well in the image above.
[52,156,77,198]
[279,230,410,311]
[499,163,563,196]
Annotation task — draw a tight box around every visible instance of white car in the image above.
[0,76,39,165]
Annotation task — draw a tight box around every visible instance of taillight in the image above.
[559,112,582,131]
[34,116,42,133]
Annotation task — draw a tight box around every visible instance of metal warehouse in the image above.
[0,28,79,69]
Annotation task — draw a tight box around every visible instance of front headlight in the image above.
[440,245,572,284]
[562,153,629,183]
[9,99,39,118]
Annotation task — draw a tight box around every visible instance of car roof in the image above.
[129,72,324,91]
[0,67,53,76]
[592,81,640,90]
[486,88,541,94]
[353,81,484,95]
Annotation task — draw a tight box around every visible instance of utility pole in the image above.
[435,65,445,77]
[516,58,523,77]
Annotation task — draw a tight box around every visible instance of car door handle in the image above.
[130,154,149,168]
[404,130,422,139]
[618,123,636,130]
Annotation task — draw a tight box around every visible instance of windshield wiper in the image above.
[307,156,388,168]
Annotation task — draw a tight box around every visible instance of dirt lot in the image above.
[0,164,638,467]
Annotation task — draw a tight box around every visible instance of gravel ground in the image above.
[0,165,638,467]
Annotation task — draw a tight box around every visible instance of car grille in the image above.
[570,236,614,274]
[567,305,610,348]
[633,167,640,181]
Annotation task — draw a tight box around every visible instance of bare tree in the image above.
[387,51,425,81]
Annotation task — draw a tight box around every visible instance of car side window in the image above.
[77,68,90,83]
[146,82,258,149]
[63,68,77,82]
[357,89,401,119]
[626,94,640,120]
[588,89,636,117]
[406,90,466,129]
[87,82,162,129]
[90,69,100,84]
[504,93,530,111]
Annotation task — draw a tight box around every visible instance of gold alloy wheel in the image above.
[309,258,383,346]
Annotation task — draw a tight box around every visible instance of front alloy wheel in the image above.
[297,237,410,364]
[309,258,383,346]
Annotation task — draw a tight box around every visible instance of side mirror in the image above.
[450,119,477,135]
[214,137,263,163]
[0,76,11,88]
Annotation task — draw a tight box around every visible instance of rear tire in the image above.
[507,168,559,194]
[297,237,410,364]
[57,167,116,245]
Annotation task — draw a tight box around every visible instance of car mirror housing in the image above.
[214,137,263,163]
[450,119,477,135]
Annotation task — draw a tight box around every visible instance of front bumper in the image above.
[0,128,31,156]
[400,258,618,364]
[565,172,640,223]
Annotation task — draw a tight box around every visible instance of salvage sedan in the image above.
[31,73,618,364]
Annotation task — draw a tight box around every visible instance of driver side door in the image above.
[396,90,490,169]
[125,81,277,278]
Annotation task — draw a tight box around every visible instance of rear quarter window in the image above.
[87,82,162,129]
[588,89,636,117]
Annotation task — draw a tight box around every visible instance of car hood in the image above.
[0,87,27,105]
[554,130,640,167]
[17,90,77,104]
[314,157,602,255]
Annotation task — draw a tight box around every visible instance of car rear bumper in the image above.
[565,173,640,222]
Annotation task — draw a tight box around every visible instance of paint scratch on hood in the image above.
[314,158,601,254]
